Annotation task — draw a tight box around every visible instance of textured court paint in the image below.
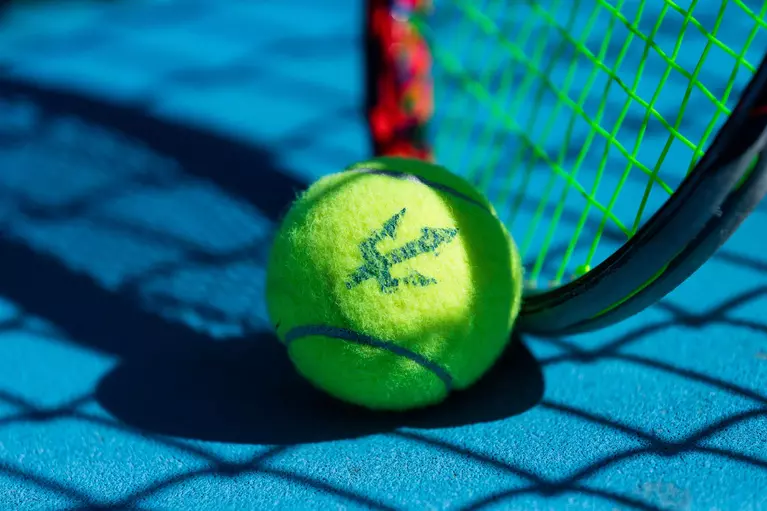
[0,1,765,510]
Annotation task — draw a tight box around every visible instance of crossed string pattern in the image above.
[419,0,767,287]
[0,1,765,509]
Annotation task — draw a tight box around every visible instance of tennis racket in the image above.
[365,0,767,336]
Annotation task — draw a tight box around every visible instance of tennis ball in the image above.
[265,156,523,411]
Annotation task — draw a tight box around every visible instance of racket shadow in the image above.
[96,330,543,445]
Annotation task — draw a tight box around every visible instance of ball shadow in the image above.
[96,331,543,445]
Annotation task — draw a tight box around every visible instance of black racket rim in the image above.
[517,53,767,335]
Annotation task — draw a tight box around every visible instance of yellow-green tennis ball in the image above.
[265,156,523,411]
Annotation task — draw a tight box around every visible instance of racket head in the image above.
[365,0,767,335]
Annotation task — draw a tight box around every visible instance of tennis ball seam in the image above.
[284,324,454,391]
[350,167,492,215]
[269,158,523,410]
[278,166,510,399]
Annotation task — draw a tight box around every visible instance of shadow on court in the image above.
[97,332,542,445]
[0,76,543,445]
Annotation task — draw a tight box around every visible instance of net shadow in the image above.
[0,76,304,218]
[0,75,543,447]
[0,234,543,445]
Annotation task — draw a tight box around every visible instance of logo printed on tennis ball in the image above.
[345,208,459,293]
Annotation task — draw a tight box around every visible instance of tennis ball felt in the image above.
[265,156,523,411]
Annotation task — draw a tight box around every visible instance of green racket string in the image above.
[412,0,767,288]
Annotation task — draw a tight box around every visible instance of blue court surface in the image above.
[0,1,765,510]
